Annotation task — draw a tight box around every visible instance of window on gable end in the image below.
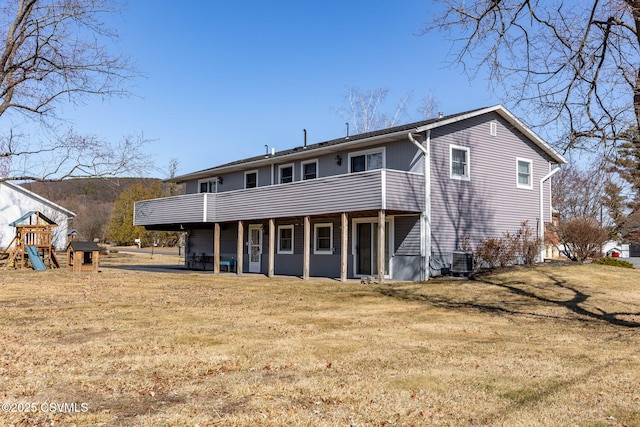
[517,158,533,189]
[450,145,470,180]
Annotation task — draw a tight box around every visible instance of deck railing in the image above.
[134,169,424,227]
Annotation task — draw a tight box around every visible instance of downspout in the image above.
[539,166,560,262]
[408,131,430,281]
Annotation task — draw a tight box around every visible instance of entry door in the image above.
[248,225,262,273]
[355,221,390,277]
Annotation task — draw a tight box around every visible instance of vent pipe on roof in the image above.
[264,144,269,157]
[345,122,350,140]
[303,129,307,148]
[438,112,444,119]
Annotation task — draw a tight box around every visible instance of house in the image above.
[0,181,76,251]
[134,105,567,281]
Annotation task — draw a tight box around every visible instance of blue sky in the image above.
[66,0,500,178]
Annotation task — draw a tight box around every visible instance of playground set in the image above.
[1,211,60,270]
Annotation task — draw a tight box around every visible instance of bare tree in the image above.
[417,89,441,120]
[337,87,412,133]
[1,129,151,182]
[0,0,147,182]
[552,162,609,222]
[424,1,640,155]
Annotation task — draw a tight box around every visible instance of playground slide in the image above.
[25,246,46,271]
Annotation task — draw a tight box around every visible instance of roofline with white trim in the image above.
[171,105,567,183]
[1,181,77,218]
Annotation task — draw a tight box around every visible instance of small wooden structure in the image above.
[66,241,101,273]
[2,211,60,270]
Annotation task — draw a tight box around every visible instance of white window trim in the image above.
[198,177,222,193]
[301,159,319,180]
[244,169,258,189]
[516,158,533,189]
[277,163,294,184]
[198,178,212,193]
[450,144,470,181]
[347,147,386,173]
[277,225,294,254]
[314,223,333,254]
[351,216,395,279]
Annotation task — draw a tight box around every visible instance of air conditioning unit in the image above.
[451,251,473,275]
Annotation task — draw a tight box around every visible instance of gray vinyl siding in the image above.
[384,139,424,171]
[135,170,424,225]
[181,138,423,195]
[394,215,421,255]
[317,153,346,177]
[385,171,424,212]
[392,215,422,281]
[221,172,244,192]
[393,256,422,281]
[185,181,198,194]
[186,228,212,254]
[135,170,424,226]
[214,172,381,221]
[429,112,554,264]
[135,193,205,225]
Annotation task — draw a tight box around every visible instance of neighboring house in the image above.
[602,241,630,258]
[0,181,76,250]
[134,105,567,281]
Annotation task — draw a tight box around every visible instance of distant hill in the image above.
[22,177,163,205]
[21,178,183,242]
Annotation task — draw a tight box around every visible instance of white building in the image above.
[0,181,76,250]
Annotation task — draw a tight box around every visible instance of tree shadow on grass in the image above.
[378,272,640,328]
[485,272,640,328]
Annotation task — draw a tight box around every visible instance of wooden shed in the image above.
[66,241,100,273]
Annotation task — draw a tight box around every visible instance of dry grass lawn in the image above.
[1,252,639,426]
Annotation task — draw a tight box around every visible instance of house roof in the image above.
[170,105,567,183]
[0,181,76,218]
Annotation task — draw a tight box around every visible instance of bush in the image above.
[592,257,634,269]
[555,216,609,261]
[475,233,519,269]
[468,221,541,271]
[517,221,541,266]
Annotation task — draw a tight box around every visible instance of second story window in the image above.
[302,160,317,180]
[349,149,384,173]
[450,145,470,180]
[279,164,293,184]
[245,170,258,189]
[199,181,210,193]
[199,177,222,193]
[517,158,533,189]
